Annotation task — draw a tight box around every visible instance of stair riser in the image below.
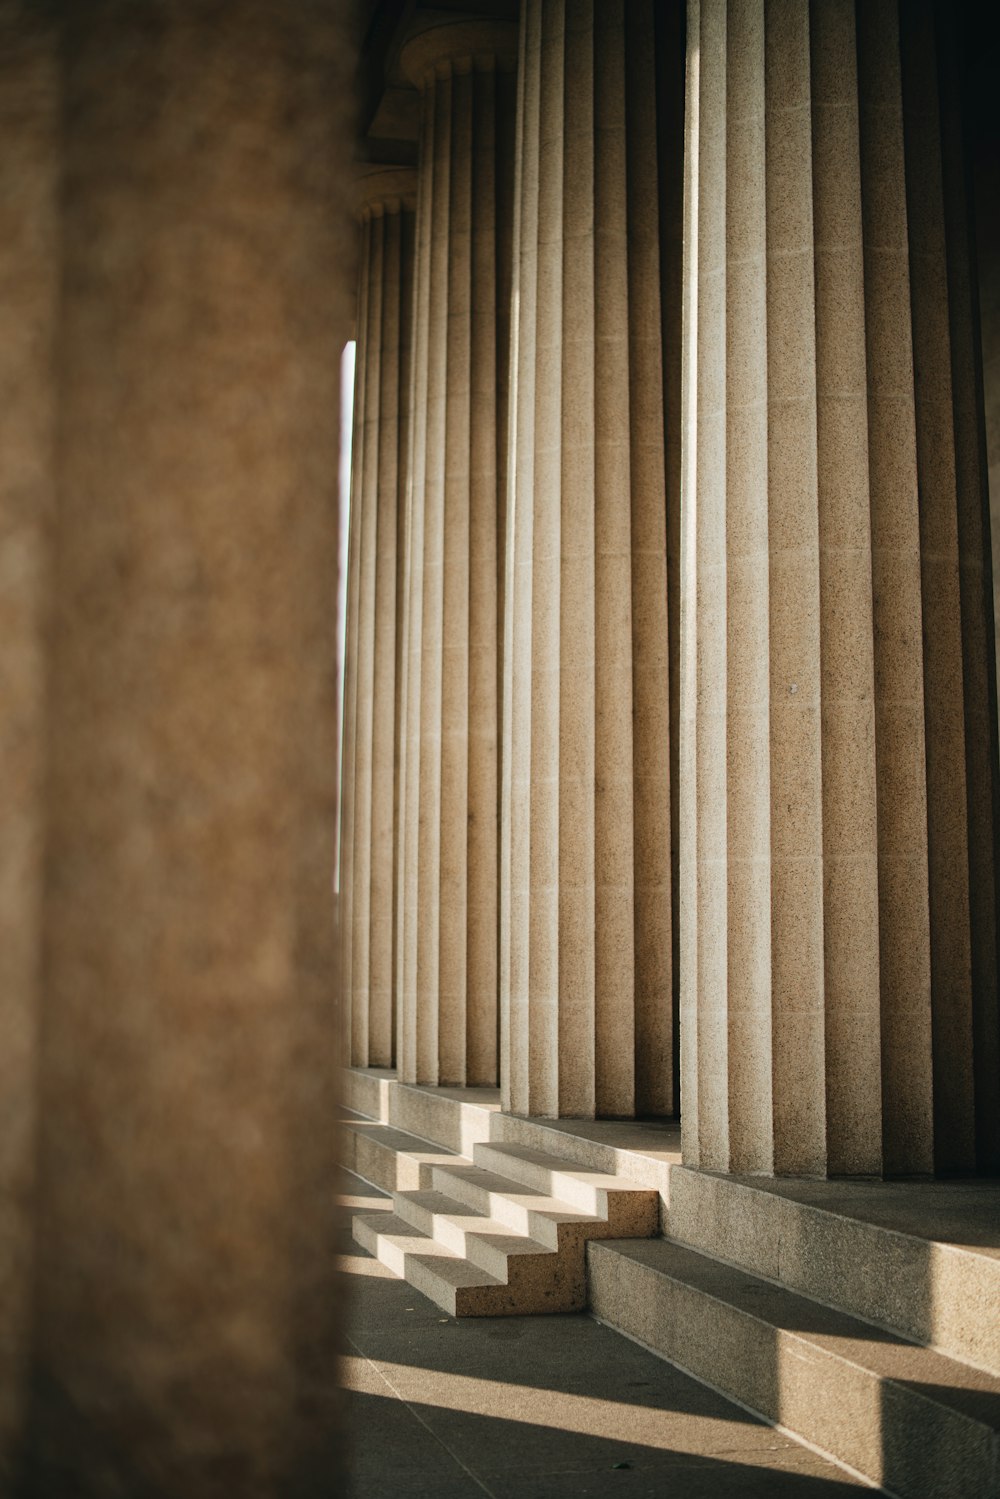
[668,1167,1000,1380]
[346,1069,679,1207]
[344,1069,498,1156]
[388,1194,562,1285]
[351,1216,410,1281]
[588,1244,1000,1499]
[473,1145,607,1214]
[343,1069,390,1120]
[431,1167,660,1255]
[426,1167,568,1248]
[352,1215,509,1318]
[342,1129,444,1194]
[473,1146,660,1236]
[454,1281,586,1316]
[352,1212,584,1316]
[489,1111,661,1183]
[402,1257,462,1317]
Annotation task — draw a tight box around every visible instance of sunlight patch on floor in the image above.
[336,1253,396,1278]
[340,1355,777,1455]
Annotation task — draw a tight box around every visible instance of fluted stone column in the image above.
[6,4,353,1490]
[397,21,516,1087]
[341,168,416,1070]
[681,0,999,1177]
[500,0,681,1119]
[976,64,1000,741]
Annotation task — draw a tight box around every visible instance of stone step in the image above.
[340,1113,462,1193]
[426,1160,605,1249]
[343,1068,496,1155]
[351,1210,581,1316]
[342,1067,678,1205]
[388,1188,579,1297]
[472,1140,659,1233]
[666,1165,1000,1379]
[344,1108,660,1317]
[587,1235,1000,1499]
[343,1068,394,1124]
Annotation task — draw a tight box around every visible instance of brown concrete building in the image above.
[3,0,1000,1493]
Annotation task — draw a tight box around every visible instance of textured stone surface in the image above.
[500,0,683,1122]
[3,3,354,1492]
[588,1235,1000,1499]
[344,1067,681,1202]
[667,1165,1000,1377]
[681,0,999,1177]
[341,170,416,1071]
[345,1094,658,1318]
[981,155,1000,740]
[341,1177,869,1495]
[396,21,517,1092]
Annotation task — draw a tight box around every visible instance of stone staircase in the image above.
[344,1105,660,1316]
[341,1069,1000,1498]
[587,1168,1000,1499]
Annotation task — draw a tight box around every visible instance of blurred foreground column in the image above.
[11,2,353,1492]
[0,0,59,1476]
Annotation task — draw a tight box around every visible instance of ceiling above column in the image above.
[356,0,519,163]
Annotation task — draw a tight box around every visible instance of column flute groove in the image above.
[502,0,682,1120]
[397,20,517,1087]
[342,167,417,1068]
[682,0,1000,1176]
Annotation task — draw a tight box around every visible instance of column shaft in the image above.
[501,0,681,1119]
[398,24,516,1087]
[0,2,58,1471]
[342,174,416,1068]
[681,0,999,1176]
[27,4,352,1488]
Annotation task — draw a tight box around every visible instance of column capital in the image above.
[399,19,518,90]
[351,164,418,219]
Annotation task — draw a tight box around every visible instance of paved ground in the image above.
[339,1173,871,1498]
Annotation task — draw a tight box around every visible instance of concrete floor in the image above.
[340,1173,872,1498]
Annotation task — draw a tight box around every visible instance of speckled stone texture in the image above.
[973,10,1000,745]
[396,21,517,1092]
[3,2,354,1494]
[680,0,999,1178]
[341,170,416,1074]
[500,0,684,1121]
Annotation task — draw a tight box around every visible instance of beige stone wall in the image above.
[681,0,998,1177]
[2,1,354,1490]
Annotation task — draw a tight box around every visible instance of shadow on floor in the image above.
[340,1174,866,1498]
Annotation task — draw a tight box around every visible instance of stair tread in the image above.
[680,1168,1000,1260]
[341,1116,465,1162]
[393,1188,563,1256]
[591,1235,1000,1417]
[353,1210,506,1288]
[430,1162,603,1222]
[344,1115,653,1200]
[478,1140,649,1192]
